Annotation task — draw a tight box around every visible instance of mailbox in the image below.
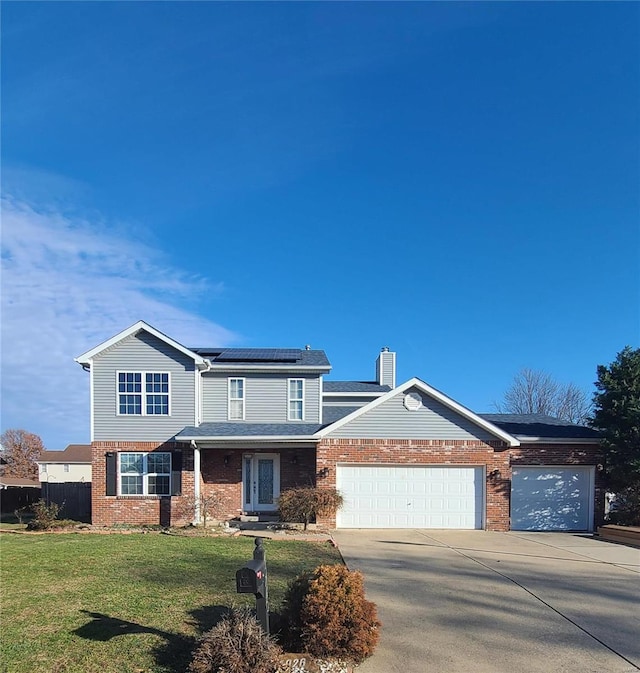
[235,559,266,597]
[234,537,269,634]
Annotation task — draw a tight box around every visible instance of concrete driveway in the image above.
[332,530,640,673]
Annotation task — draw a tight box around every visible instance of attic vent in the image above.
[403,392,423,411]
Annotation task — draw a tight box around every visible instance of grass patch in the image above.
[0,532,342,673]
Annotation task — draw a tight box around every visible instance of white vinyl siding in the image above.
[337,465,484,529]
[38,463,92,483]
[228,378,245,420]
[511,466,595,531]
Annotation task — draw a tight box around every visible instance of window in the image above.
[41,464,47,474]
[119,452,171,496]
[118,372,169,415]
[145,373,169,415]
[118,372,142,414]
[63,464,70,473]
[288,378,304,420]
[228,378,245,420]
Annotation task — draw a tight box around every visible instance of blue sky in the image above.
[2,2,638,449]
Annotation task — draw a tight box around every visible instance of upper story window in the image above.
[288,378,304,420]
[117,372,170,416]
[228,378,245,420]
[119,452,171,496]
[63,464,70,473]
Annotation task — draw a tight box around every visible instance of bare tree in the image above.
[555,382,592,424]
[494,369,591,424]
[175,491,224,528]
[0,429,44,479]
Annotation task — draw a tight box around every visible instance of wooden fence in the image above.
[42,482,92,523]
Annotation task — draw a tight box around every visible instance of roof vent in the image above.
[305,344,311,351]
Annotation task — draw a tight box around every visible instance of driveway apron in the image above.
[332,530,640,673]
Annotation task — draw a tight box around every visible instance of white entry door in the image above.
[243,454,280,513]
[336,465,484,529]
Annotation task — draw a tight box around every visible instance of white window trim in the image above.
[228,377,246,421]
[116,371,172,416]
[288,378,305,421]
[118,452,172,496]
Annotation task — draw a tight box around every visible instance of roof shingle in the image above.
[479,414,600,439]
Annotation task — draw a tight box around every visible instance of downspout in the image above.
[191,440,201,525]
[190,359,209,526]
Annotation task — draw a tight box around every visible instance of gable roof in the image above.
[176,422,323,442]
[322,406,361,424]
[316,377,521,446]
[38,445,92,463]
[75,321,208,368]
[479,414,600,442]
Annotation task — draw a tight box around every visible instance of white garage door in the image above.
[336,465,484,529]
[511,466,594,531]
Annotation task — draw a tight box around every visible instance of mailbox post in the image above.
[235,537,269,634]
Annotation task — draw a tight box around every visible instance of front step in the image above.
[229,516,319,532]
[231,514,281,531]
[239,514,280,523]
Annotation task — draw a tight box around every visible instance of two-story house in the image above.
[38,445,92,484]
[76,321,603,531]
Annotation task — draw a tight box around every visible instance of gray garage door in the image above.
[511,466,594,531]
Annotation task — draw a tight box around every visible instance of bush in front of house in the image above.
[278,487,344,530]
[27,499,62,530]
[607,481,640,527]
[281,564,380,664]
[188,607,282,673]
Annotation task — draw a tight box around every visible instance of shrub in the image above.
[175,492,224,528]
[281,564,380,664]
[13,506,30,525]
[607,482,640,526]
[27,499,62,530]
[188,607,282,673]
[278,487,344,530]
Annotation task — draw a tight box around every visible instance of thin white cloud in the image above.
[1,196,237,448]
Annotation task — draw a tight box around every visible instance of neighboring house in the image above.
[36,445,93,523]
[76,321,602,532]
[38,445,93,483]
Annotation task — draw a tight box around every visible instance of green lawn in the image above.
[0,532,342,673]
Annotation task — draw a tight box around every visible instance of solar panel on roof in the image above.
[215,348,300,362]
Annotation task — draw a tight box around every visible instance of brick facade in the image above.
[315,438,602,531]
[92,441,194,527]
[200,447,316,521]
[92,439,602,531]
[92,442,317,527]
[511,442,605,529]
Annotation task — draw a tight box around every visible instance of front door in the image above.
[243,453,280,513]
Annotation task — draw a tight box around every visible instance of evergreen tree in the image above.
[591,347,640,490]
